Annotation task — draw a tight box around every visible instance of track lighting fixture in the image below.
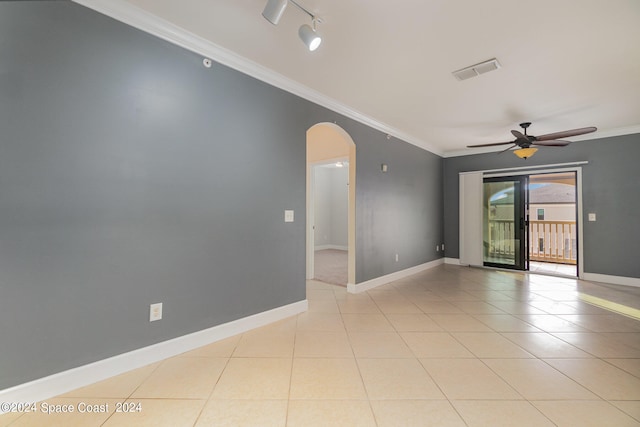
[298,20,321,51]
[261,0,323,51]
[262,0,287,25]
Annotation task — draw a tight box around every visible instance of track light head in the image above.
[298,23,322,51]
[262,0,288,25]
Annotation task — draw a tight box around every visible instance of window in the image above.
[537,208,545,220]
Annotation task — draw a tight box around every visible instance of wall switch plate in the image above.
[150,303,163,322]
[436,245,440,251]
[395,253,399,262]
[442,243,445,251]
[284,210,294,222]
[588,213,596,222]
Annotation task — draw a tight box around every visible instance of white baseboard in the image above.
[315,245,348,251]
[444,258,640,288]
[0,300,307,411]
[583,273,640,288]
[347,258,444,293]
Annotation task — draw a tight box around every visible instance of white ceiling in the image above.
[77,0,640,156]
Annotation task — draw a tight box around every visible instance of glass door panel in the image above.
[483,176,528,270]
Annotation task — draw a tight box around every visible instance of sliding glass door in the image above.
[483,176,529,270]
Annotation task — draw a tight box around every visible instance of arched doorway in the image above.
[307,123,356,286]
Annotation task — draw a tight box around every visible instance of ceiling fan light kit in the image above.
[513,147,538,159]
[262,0,322,51]
[467,122,597,160]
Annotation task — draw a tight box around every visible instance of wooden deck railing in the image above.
[488,219,577,265]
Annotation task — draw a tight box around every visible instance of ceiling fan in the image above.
[467,122,597,159]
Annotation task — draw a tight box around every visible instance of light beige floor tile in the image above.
[421,359,521,400]
[103,399,205,427]
[357,358,445,399]
[290,358,366,399]
[453,400,555,427]
[385,313,443,331]
[532,400,640,427]
[473,314,542,332]
[287,400,376,427]
[483,359,597,399]
[370,400,466,427]
[502,332,592,358]
[515,314,589,332]
[609,332,640,351]
[195,400,287,427]
[294,330,353,357]
[341,313,395,331]
[605,358,640,378]
[429,314,493,332]
[551,332,640,358]
[306,279,335,290]
[349,332,414,358]
[413,300,464,314]
[434,291,480,301]
[295,312,345,331]
[488,301,547,315]
[211,358,291,399]
[451,333,534,358]
[181,336,241,358]
[610,401,640,422]
[0,411,23,426]
[7,398,120,427]
[131,357,226,399]
[400,332,475,358]
[233,328,295,358]
[306,289,339,301]
[528,300,584,315]
[557,314,640,333]
[307,298,340,313]
[544,358,640,400]
[375,300,423,314]
[450,301,506,314]
[62,363,160,398]
[337,299,382,314]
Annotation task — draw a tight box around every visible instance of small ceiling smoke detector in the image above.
[452,58,501,81]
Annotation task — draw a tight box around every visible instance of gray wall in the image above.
[444,133,640,278]
[354,136,444,282]
[0,1,444,389]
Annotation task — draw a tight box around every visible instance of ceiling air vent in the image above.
[452,58,501,81]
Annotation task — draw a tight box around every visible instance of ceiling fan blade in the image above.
[532,140,571,146]
[499,144,518,153]
[536,126,597,141]
[467,141,515,148]
[511,130,527,140]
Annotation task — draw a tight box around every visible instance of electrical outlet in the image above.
[150,303,163,322]
[395,253,399,262]
[442,243,445,251]
[436,245,440,251]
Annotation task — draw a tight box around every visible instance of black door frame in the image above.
[483,175,530,271]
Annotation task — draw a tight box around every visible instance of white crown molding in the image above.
[71,0,442,156]
[0,299,307,410]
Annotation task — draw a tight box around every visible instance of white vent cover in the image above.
[452,58,501,81]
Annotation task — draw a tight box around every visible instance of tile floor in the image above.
[3,265,640,426]
[529,261,577,277]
